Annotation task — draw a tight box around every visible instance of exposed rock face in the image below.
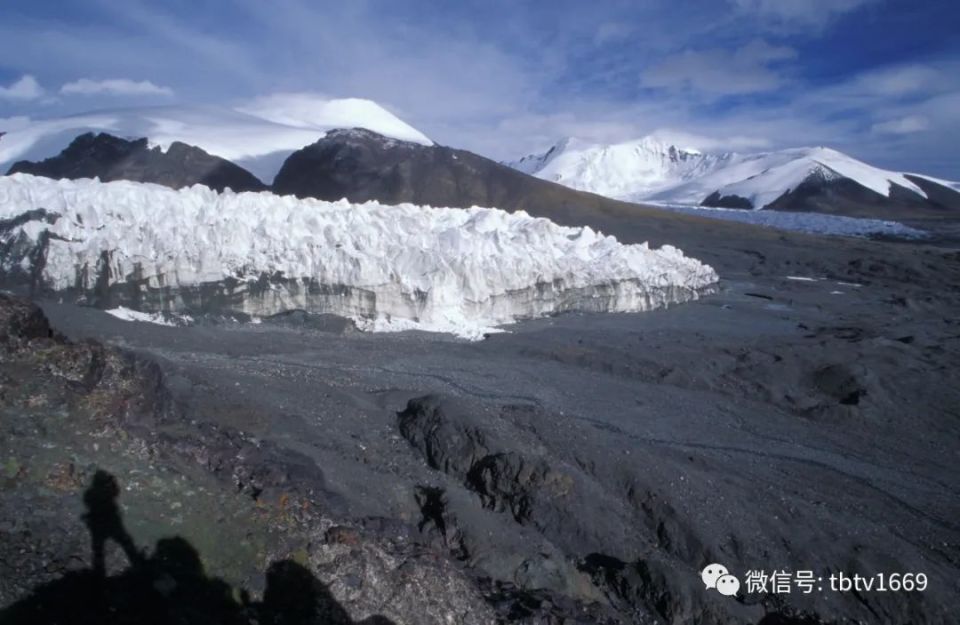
[7,132,266,193]
[903,174,960,210]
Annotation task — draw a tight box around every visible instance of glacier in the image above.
[647,202,928,239]
[0,174,717,338]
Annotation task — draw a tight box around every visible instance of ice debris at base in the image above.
[106,306,192,327]
[0,174,718,338]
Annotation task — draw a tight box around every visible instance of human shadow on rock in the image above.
[0,469,395,625]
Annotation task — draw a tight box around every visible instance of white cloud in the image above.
[0,75,44,101]
[646,128,772,152]
[643,40,796,95]
[485,104,789,161]
[789,63,958,122]
[871,115,930,135]
[732,0,875,30]
[61,78,174,97]
[849,65,942,97]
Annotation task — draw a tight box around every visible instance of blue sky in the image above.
[1,0,957,177]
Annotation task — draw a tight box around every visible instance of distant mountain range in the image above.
[508,136,960,218]
[2,102,957,221]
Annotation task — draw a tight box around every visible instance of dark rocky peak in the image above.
[322,127,421,146]
[270,127,629,225]
[7,132,266,193]
[49,132,150,164]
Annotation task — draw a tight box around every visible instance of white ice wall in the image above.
[0,174,717,337]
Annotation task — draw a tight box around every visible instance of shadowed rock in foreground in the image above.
[0,470,393,625]
[0,295,496,624]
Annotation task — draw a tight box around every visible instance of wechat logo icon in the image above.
[701,563,741,597]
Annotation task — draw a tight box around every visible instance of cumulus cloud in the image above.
[60,78,174,96]
[0,75,44,101]
[643,40,796,95]
[732,0,875,30]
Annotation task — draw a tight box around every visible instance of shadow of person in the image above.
[83,469,145,577]
[150,537,245,624]
[260,560,353,625]
[260,560,397,625]
[0,470,397,625]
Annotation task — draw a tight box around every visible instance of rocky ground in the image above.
[1,209,959,624]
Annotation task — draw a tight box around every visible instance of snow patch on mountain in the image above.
[0,174,717,338]
[235,94,429,146]
[510,137,939,209]
[0,96,431,184]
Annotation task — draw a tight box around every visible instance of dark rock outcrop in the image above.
[396,395,670,622]
[903,174,960,210]
[701,191,753,210]
[0,293,56,345]
[8,132,266,193]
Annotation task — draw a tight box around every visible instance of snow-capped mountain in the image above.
[508,136,735,200]
[509,137,960,214]
[0,95,431,184]
[0,174,716,338]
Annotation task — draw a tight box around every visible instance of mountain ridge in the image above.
[0,99,432,185]
[509,136,960,217]
[5,112,958,228]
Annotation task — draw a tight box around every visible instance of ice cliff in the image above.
[0,174,717,337]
